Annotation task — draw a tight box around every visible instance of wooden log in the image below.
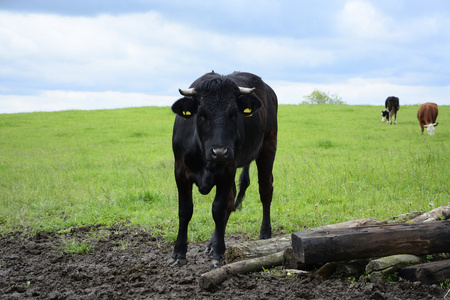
[398,259,450,285]
[225,207,448,264]
[291,221,450,265]
[384,211,424,224]
[365,254,423,274]
[199,251,284,290]
[313,262,337,278]
[283,247,306,269]
[365,254,423,281]
[410,205,450,223]
[314,218,384,229]
[225,218,381,263]
[225,235,291,264]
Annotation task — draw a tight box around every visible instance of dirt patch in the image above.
[0,225,446,299]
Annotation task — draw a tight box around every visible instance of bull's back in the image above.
[385,97,399,112]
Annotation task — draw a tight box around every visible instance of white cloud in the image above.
[336,0,446,43]
[0,91,174,114]
[1,1,449,114]
[0,10,338,93]
[233,37,335,68]
[337,0,391,40]
[0,11,205,82]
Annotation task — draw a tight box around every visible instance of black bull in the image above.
[170,71,278,266]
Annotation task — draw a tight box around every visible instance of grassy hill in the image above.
[1,105,448,241]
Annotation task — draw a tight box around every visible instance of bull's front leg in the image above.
[171,167,194,266]
[209,178,235,267]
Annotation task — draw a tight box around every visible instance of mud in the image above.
[0,225,446,299]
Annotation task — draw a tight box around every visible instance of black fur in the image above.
[171,72,278,265]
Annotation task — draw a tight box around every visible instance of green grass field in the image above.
[0,105,448,242]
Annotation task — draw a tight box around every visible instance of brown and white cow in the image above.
[417,102,439,135]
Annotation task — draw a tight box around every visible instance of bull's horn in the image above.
[239,87,255,94]
[179,88,196,96]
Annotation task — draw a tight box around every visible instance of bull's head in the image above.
[381,109,389,122]
[424,122,439,135]
[172,81,262,162]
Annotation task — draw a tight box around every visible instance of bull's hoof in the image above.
[212,259,221,268]
[170,258,187,267]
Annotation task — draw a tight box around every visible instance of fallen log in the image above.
[410,205,450,223]
[384,211,424,224]
[283,247,306,269]
[365,254,423,274]
[199,251,284,290]
[313,262,338,278]
[208,207,450,287]
[291,221,450,265]
[398,259,450,285]
[365,254,423,281]
[225,218,381,263]
[226,207,449,264]
[313,218,383,229]
[225,235,290,264]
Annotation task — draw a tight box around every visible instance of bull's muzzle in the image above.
[211,147,231,161]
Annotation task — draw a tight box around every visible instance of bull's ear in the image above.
[434,122,439,127]
[237,94,262,117]
[171,97,198,119]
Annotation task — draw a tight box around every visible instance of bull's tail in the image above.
[234,164,251,211]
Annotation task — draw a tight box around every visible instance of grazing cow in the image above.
[381,96,400,124]
[170,71,278,267]
[417,102,439,135]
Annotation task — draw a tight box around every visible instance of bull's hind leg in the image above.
[255,135,277,240]
[234,164,251,211]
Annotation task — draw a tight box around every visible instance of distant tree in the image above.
[301,89,345,105]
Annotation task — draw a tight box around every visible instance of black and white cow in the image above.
[381,96,400,124]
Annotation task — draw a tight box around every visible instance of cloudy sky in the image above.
[1,0,449,113]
